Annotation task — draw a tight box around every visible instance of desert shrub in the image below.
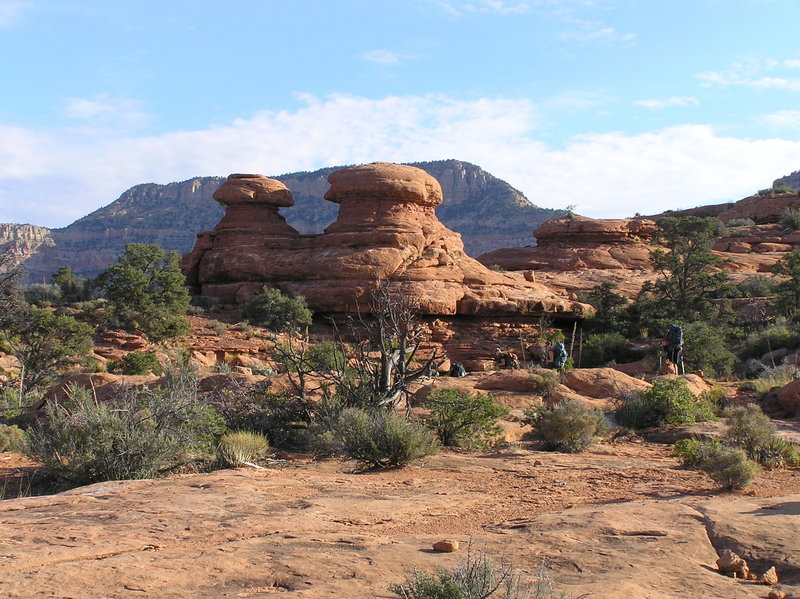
[27,383,226,485]
[780,207,800,231]
[699,386,729,413]
[217,430,268,467]
[741,321,799,360]
[724,218,755,228]
[390,551,567,599]
[528,368,560,397]
[735,275,776,298]
[306,340,345,373]
[616,378,714,429]
[424,388,508,449]
[681,321,738,378]
[752,365,797,394]
[580,332,631,367]
[531,399,608,453]
[739,358,767,380]
[316,406,438,470]
[23,283,59,306]
[673,437,704,467]
[0,423,28,452]
[189,295,219,312]
[214,389,310,449]
[698,444,759,490]
[241,286,312,333]
[118,351,163,376]
[722,403,798,467]
[210,321,228,336]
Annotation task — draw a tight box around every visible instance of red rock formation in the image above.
[183,164,591,319]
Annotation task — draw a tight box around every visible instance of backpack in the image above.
[553,342,567,366]
[449,362,466,377]
[667,324,683,348]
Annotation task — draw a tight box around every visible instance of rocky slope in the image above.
[12,160,560,282]
[0,224,53,275]
[774,170,800,191]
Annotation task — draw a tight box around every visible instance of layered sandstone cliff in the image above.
[183,164,591,318]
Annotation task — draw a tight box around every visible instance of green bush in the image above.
[723,404,798,467]
[780,207,800,231]
[214,390,310,449]
[735,275,776,298]
[318,406,438,470]
[0,423,29,452]
[581,332,631,367]
[390,551,566,599]
[27,383,226,486]
[241,286,313,333]
[741,321,799,360]
[616,378,715,430]
[528,368,560,397]
[424,388,508,449]
[306,340,345,373]
[531,399,608,453]
[217,430,268,467]
[118,351,163,376]
[698,444,760,490]
[681,321,737,378]
[724,218,755,228]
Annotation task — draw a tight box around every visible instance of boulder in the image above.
[776,378,800,414]
[561,368,651,401]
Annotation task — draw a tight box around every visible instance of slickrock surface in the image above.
[1,448,798,598]
[183,164,591,319]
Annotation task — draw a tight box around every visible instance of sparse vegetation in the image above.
[698,444,759,490]
[424,388,508,449]
[528,368,560,397]
[527,398,608,453]
[616,378,716,430]
[0,423,28,452]
[115,350,163,376]
[217,430,268,467]
[241,286,313,333]
[723,404,799,467]
[780,207,800,231]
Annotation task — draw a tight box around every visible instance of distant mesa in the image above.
[182,163,592,319]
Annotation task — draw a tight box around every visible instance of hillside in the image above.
[14,160,560,281]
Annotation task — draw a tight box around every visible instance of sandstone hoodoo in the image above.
[183,163,591,318]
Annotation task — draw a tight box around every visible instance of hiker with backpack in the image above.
[494,348,520,370]
[551,341,568,371]
[662,323,684,374]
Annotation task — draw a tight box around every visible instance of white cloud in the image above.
[2,93,800,229]
[558,21,635,44]
[362,49,406,65]
[0,1,30,27]
[634,96,699,110]
[760,110,800,130]
[697,58,800,91]
[61,95,152,134]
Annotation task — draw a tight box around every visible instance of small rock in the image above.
[767,590,786,599]
[533,459,543,466]
[760,566,779,586]
[717,548,746,574]
[432,540,459,553]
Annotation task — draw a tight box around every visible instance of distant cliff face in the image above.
[14,160,561,281]
[774,170,800,191]
[0,224,54,276]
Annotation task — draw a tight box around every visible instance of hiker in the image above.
[551,341,568,371]
[494,348,519,370]
[662,323,683,372]
[449,362,467,377]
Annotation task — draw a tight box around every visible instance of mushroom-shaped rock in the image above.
[213,173,294,207]
[324,162,442,207]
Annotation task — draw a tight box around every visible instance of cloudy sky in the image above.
[2,0,800,227]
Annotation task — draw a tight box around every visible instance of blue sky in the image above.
[2,0,800,227]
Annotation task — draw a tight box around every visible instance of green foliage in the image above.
[721,404,798,467]
[217,430,269,467]
[752,365,797,394]
[390,552,566,599]
[772,250,800,314]
[51,266,90,304]
[616,378,714,430]
[241,286,313,333]
[780,207,800,231]
[724,218,755,227]
[681,321,738,378]
[641,216,729,324]
[210,321,228,336]
[316,406,438,470]
[424,388,508,449]
[528,368,560,398]
[0,423,29,452]
[23,283,60,306]
[741,320,799,359]
[94,243,190,340]
[531,399,608,453]
[306,340,344,373]
[215,390,310,448]
[734,275,776,298]
[673,437,705,467]
[1,307,93,392]
[117,351,163,376]
[27,382,225,485]
[583,282,630,334]
[581,332,631,367]
[698,444,759,490]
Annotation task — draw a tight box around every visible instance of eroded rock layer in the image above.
[183,164,591,318]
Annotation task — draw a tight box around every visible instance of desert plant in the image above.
[528,368,560,397]
[27,382,225,486]
[722,403,798,468]
[0,423,29,452]
[741,320,799,360]
[241,286,312,333]
[752,365,797,394]
[580,332,631,367]
[616,378,714,429]
[424,388,508,449]
[532,398,608,453]
[318,406,438,470]
[217,430,268,467]
[210,321,228,336]
[724,218,755,227]
[780,207,800,231]
[698,444,759,490]
[390,550,567,599]
[119,351,163,376]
